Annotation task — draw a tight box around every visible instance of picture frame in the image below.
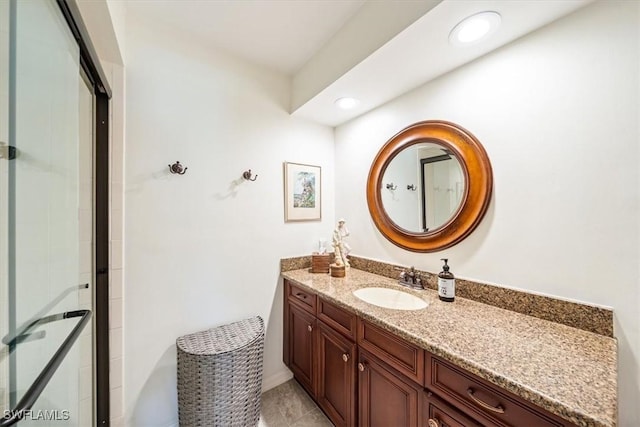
[283,162,321,222]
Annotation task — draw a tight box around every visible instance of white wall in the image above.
[335,1,639,424]
[123,12,335,427]
[106,0,126,64]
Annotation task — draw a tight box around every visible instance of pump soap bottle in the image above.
[438,259,455,302]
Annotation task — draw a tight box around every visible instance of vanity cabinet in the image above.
[284,280,358,427]
[283,280,578,427]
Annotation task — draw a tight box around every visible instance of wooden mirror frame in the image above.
[367,120,493,252]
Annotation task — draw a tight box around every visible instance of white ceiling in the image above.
[293,0,594,126]
[108,0,594,127]
[124,0,366,75]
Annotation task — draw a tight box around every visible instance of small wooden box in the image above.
[330,264,346,278]
[311,253,330,273]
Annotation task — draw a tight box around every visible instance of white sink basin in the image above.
[353,287,428,310]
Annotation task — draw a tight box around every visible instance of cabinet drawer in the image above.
[287,280,316,313]
[357,319,424,385]
[317,298,356,340]
[424,391,482,427]
[426,353,569,427]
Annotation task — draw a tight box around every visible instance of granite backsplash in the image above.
[280,254,613,337]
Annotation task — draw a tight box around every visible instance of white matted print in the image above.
[283,162,321,222]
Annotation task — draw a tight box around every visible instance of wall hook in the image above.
[0,142,17,160]
[242,169,258,181]
[407,184,416,191]
[386,183,397,190]
[169,161,187,175]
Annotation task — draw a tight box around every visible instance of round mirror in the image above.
[367,121,492,252]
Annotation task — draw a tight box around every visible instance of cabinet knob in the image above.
[342,353,349,362]
[307,325,313,332]
[428,419,440,427]
[358,362,365,372]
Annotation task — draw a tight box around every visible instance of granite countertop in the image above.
[282,268,617,427]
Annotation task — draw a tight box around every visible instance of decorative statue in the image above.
[332,218,351,268]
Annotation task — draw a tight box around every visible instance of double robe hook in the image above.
[169,161,187,175]
[243,170,258,181]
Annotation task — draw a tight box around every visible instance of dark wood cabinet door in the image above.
[317,320,357,427]
[358,350,421,427]
[288,303,316,396]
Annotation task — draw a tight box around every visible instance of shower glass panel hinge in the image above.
[0,142,17,160]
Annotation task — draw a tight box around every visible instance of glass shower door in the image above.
[1,0,94,425]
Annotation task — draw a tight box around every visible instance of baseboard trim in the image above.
[262,369,293,393]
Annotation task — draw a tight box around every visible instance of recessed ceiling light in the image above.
[334,97,360,110]
[449,11,501,46]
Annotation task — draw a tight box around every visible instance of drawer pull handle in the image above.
[342,353,349,362]
[295,292,307,299]
[307,325,313,332]
[358,362,365,372]
[467,388,505,414]
[428,419,440,427]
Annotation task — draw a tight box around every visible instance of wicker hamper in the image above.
[177,316,265,427]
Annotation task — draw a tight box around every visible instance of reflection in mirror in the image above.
[381,143,464,233]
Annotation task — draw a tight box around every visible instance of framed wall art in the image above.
[283,162,321,222]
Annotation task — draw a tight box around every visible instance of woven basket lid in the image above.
[176,316,264,356]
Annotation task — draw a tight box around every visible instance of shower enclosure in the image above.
[0,0,110,425]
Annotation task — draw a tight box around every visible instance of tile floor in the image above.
[259,379,333,427]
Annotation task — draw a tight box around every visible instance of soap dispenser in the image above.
[438,259,455,302]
